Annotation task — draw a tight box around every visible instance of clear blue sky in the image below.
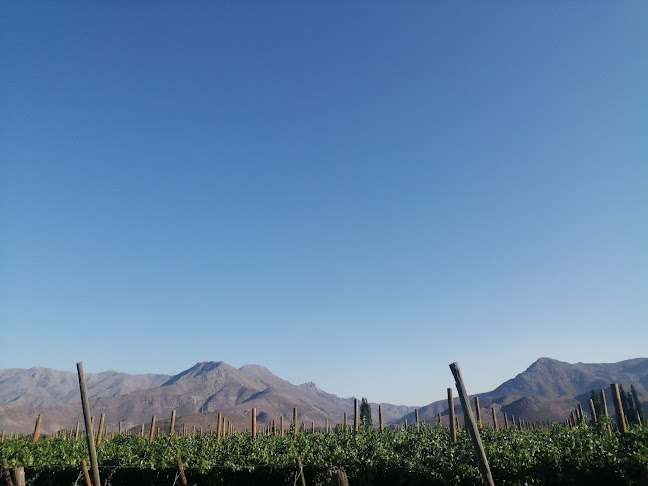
[1,2,646,407]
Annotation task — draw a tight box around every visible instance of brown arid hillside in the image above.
[1,358,645,435]
[0,361,414,435]
[401,357,648,426]
[0,367,170,408]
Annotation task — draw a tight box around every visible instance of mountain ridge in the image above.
[1,357,646,435]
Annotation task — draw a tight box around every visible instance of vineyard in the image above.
[2,363,647,485]
[1,420,647,486]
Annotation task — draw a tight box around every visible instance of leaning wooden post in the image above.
[80,459,92,486]
[32,414,43,442]
[503,412,509,429]
[2,459,14,486]
[149,415,156,443]
[491,407,498,430]
[169,410,176,436]
[379,405,384,432]
[450,362,495,486]
[610,384,627,433]
[474,397,482,428]
[176,458,188,486]
[96,413,105,447]
[447,388,457,443]
[252,408,257,439]
[293,408,298,437]
[295,456,307,486]
[588,399,598,425]
[76,362,101,486]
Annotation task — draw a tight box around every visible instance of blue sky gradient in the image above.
[1,2,646,406]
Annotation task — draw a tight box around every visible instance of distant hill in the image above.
[0,367,169,408]
[1,358,645,435]
[0,361,414,434]
[402,357,648,425]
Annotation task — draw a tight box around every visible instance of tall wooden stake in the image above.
[379,405,384,432]
[474,397,482,427]
[610,384,627,433]
[77,362,101,486]
[176,458,188,486]
[293,408,298,437]
[32,414,42,442]
[80,459,92,486]
[447,388,457,443]
[252,408,257,439]
[491,407,498,430]
[354,399,359,433]
[296,456,307,486]
[450,362,495,486]
[588,399,597,425]
[170,410,176,436]
[149,415,156,443]
[96,413,105,447]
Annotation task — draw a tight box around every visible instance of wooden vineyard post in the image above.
[75,422,80,440]
[354,399,359,433]
[295,456,307,486]
[379,405,384,432]
[76,362,101,486]
[2,459,14,486]
[343,413,347,430]
[610,384,627,433]
[12,468,24,486]
[600,389,612,435]
[475,397,482,428]
[491,408,498,430]
[170,410,176,436]
[293,408,298,437]
[176,458,188,486]
[96,413,105,447]
[252,408,257,439]
[448,388,457,443]
[415,409,420,432]
[32,414,42,442]
[437,413,441,425]
[503,412,509,429]
[280,416,284,437]
[450,362,495,486]
[80,459,91,486]
[149,416,156,443]
[331,468,349,486]
[216,412,222,442]
[600,389,609,417]
[589,399,598,425]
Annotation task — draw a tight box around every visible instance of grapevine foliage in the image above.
[1,423,647,485]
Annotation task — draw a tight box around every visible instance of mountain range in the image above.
[0,357,646,435]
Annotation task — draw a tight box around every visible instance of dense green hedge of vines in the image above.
[1,423,647,485]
